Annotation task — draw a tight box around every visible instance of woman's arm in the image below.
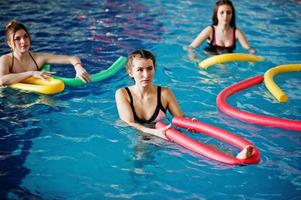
[115,88,170,139]
[0,55,53,85]
[162,87,184,117]
[0,71,54,85]
[189,26,212,48]
[186,26,212,59]
[35,53,90,82]
[236,28,256,54]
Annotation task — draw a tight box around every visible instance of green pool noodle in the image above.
[41,56,126,87]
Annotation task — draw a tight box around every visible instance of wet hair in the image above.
[125,49,156,73]
[212,0,236,27]
[5,20,31,46]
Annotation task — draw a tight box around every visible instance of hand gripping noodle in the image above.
[46,56,127,86]
[264,64,301,102]
[199,53,263,69]
[156,117,260,165]
[216,75,301,131]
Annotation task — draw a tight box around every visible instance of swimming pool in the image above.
[1,0,301,199]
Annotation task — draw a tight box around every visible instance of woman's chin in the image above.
[19,48,29,53]
[140,81,151,86]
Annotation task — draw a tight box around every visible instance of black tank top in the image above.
[204,25,236,54]
[125,86,166,124]
[9,52,39,73]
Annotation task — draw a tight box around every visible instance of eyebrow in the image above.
[14,32,28,39]
[136,64,154,68]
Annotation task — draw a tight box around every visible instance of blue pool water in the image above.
[1,0,301,199]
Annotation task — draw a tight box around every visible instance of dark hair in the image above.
[5,20,31,45]
[126,49,156,72]
[212,0,236,27]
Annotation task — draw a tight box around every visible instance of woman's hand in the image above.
[184,46,197,60]
[153,123,171,140]
[31,71,56,80]
[188,51,197,60]
[248,47,256,55]
[74,64,91,83]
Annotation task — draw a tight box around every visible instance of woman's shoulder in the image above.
[29,52,45,60]
[116,87,126,94]
[0,53,12,65]
[0,52,11,60]
[159,86,173,96]
[205,25,213,30]
[159,85,169,91]
[234,28,245,37]
[115,86,130,98]
[198,26,214,38]
[202,25,214,33]
[234,27,243,33]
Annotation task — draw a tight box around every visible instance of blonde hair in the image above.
[126,49,156,73]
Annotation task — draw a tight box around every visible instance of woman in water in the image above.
[115,49,183,139]
[0,20,90,86]
[115,49,253,159]
[186,0,256,59]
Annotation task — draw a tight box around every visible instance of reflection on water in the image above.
[0,89,44,199]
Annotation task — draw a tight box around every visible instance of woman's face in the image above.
[129,57,155,87]
[217,4,233,25]
[8,29,30,53]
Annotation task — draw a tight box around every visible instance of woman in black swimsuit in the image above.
[115,49,253,159]
[115,49,183,139]
[186,0,256,58]
[0,20,90,85]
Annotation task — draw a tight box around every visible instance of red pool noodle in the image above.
[216,75,301,131]
[156,117,260,165]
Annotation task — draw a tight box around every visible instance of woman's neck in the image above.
[13,50,30,62]
[217,23,231,33]
[133,84,155,99]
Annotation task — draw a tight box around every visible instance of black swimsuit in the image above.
[204,25,236,54]
[125,86,167,124]
[9,52,39,73]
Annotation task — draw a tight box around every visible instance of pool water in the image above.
[1,0,301,199]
